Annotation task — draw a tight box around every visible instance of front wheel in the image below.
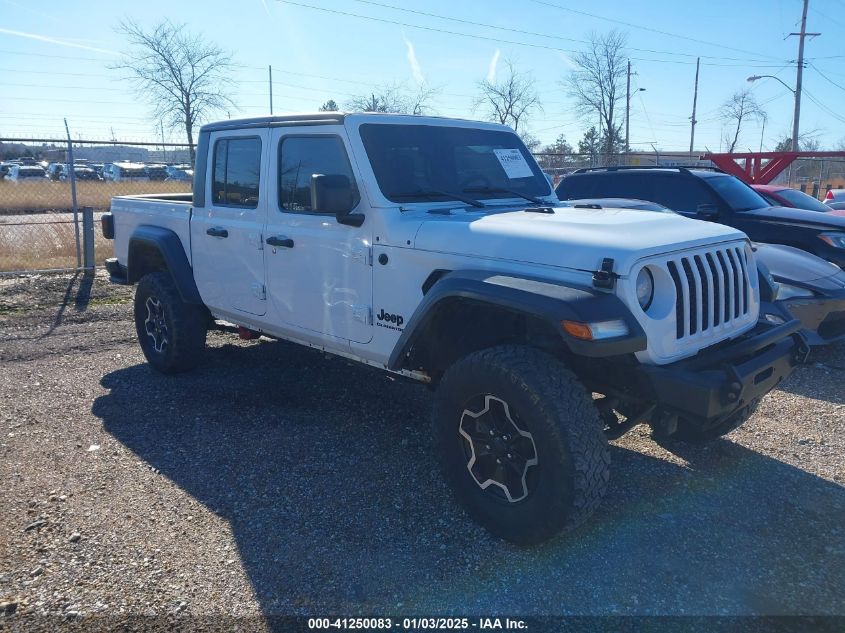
[134,272,207,374]
[432,345,610,544]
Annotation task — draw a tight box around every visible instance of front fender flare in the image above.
[387,270,646,371]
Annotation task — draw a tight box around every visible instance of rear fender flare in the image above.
[127,225,202,305]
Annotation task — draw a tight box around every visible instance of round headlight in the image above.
[636,267,654,311]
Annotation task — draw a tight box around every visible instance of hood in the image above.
[741,205,845,230]
[413,204,748,275]
[753,242,842,283]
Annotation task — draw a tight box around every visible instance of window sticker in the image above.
[493,148,534,179]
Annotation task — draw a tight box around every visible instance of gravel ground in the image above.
[1,270,844,629]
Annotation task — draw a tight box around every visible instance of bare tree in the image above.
[720,90,766,154]
[346,82,438,115]
[474,59,542,134]
[566,30,628,157]
[113,19,236,160]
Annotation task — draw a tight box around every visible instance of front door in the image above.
[191,131,268,316]
[263,129,373,344]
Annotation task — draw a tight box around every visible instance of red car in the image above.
[751,184,842,214]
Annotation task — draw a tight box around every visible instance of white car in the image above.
[101,113,804,543]
[5,164,46,181]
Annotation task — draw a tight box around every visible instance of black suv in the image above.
[555,167,845,268]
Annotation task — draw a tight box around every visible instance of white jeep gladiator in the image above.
[102,113,804,543]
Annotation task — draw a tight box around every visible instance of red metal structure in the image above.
[701,151,845,184]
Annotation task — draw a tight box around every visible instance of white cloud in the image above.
[487,49,500,84]
[404,36,424,85]
[0,27,118,55]
[557,52,577,70]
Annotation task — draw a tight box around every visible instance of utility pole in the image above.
[689,57,700,160]
[625,59,631,161]
[160,120,167,163]
[788,0,819,152]
[269,65,274,115]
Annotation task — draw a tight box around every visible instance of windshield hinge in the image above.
[592,258,618,290]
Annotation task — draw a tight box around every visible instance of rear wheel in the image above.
[433,345,610,544]
[134,272,207,374]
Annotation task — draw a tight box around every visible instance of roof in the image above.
[199,112,509,134]
[751,184,787,192]
[571,166,724,179]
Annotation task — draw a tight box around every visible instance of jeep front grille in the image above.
[666,245,751,340]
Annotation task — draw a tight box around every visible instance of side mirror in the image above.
[696,203,718,216]
[310,174,364,227]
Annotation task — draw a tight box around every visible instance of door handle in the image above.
[266,235,294,248]
[206,227,229,238]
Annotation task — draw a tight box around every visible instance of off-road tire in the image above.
[134,272,207,374]
[654,400,760,444]
[433,345,610,544]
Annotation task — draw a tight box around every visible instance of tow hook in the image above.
[592,258,618,290]
[724,365,744,404]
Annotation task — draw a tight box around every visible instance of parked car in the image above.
[824,201,845,215]
[824,189,845,206]
[45,163,64,181]
[144,164,169,181]
[752,184,833,213]
[165,164,193,181]
[103,161,149,182]
[560,199,845,346]
[555,166,845,268]
[100,113,805,544]
[5,164,46,181]
[59,164,100,181]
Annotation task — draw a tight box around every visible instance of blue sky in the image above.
[1,0,843,152]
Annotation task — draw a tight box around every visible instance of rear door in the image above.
[191,131,269,316]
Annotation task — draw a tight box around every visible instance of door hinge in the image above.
[592,258,618,290]
[251,282,267,300]
[249,232,264,250]
[352,304,372,325]
[352,247,373,267]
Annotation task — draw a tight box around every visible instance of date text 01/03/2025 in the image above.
[307,617,528,630]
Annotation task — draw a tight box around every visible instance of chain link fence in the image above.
[2,138,844,274]
[1,137,192,273]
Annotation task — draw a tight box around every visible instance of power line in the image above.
[810,63,845,92]
[348,0,778,64]
[275,0,788,68]
[803,89,845,124]
[524,0,786,61]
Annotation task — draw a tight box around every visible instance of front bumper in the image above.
[634,319,806,428]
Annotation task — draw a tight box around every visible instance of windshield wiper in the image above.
[462,186,544,205]
[390,189,485,208]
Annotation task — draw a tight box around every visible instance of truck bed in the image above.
[110,193,193,266]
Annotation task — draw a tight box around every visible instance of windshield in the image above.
[359,123,551,204]
[707,175,768,211]
[776,188,832,212]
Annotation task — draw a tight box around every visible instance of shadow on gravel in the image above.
[776,342,845,405]
[93,339,845,619]
[42,270,95,337]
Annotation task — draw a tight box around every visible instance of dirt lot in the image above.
[1,271,844,629]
